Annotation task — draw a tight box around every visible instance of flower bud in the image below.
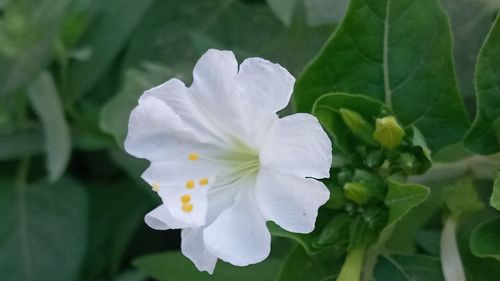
[339,108,377,146]
[398,152,420,174]
[343,182,371,205]
[373,116,405,149]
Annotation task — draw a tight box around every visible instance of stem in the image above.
[440,216,466,281]
[336,248,365,281]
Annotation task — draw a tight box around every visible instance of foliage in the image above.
[0,0,500,280]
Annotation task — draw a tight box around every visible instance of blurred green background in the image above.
[0,0,498,280]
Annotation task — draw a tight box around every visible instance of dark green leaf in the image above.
[373,254,444,281]
[491,170,500,210]
[470,216,500,262]
[0,177,88,281]
[294,0,470,152]
[266,0,297,26]
[274,246,341,281]
[378,180,429,245]
[0,130,44,161]
[28,72,71,182]
[134,251,281,281]
[464,13,500,155]
[67,0,153,96]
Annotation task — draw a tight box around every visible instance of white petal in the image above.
[181,228,218,274]
[203,188,271,266]
[144,204,188,230]
[142,160,222,227]
[124,96,198,162]
[140,78,223,144]
[237,57,294,115]
[260,113,332,178]
[190,49,248,143]
[255,169,330,233]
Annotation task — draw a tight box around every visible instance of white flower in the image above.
[125,49,332,273]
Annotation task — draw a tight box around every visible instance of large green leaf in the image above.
[378,180,429,245]
[492,173,500,210]
[134,251,281,281]
[294,0,469,152]
[67,0,153,97]
[0,0,69,97]
[274,246,341,281]
[464,13,500,154]
[28,72,71,182]
[373,254,444,281]
[0,177,88,281]
[470,216,500,262]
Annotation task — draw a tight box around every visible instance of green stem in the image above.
[440,216,466,281]
[336,248,366,281]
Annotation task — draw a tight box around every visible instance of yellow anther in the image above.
[151,182,160,192]
[180,194,191,203]
[182,203,193,213]
[188,153,199,161]
[185,180,195,189]
[199,178,209,186]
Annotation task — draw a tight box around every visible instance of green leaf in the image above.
[312,93,388,155]
[0,0,70,97]
[81,181,154,281]
[67,0,153,96]
[492,173,500,210]
[0,177,88,281]
[378,180,429,245]
[0,130,44,160]
[373,254,444,281]
[294,0,469,152]
[470,216,500,262]
[442,177,484,218]
[100,64,172,146]
[303,0,348,26]
[28,72,71,182]
[464,13,500,155]
[134,251,281,281]
[275,246,342,281]
[266,0,297,26]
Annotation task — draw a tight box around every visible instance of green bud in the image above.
[373,116,405,149]
[339,108,377,146]
[343,182,371,205]
[365,149,384,168]
[398,152,420,174]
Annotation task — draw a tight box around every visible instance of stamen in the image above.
[151,182,160,192]
[199,178,209,186]
[188,153,199,161]
[180,194,191,203]
[185,180,195,189]
[182,203,193,213]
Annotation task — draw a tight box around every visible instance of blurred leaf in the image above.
[0,0,70,97]
[124,0,334,78]
[294,0,470,152]
[81,181,154,281]
[492,173,500,210]
[312,92,388,155]
[464,13,500,155]
[378,180,429,246]
[134,251,281,281]
[67,0,153,97]
[0,177,88,281]
[28,72,71,182]
[0,130,44,161]
[442,177,484,218]
[100,64,172,146]
[303,0,348,26]
[266,0,297,26]
[112,270,148,281]
[373,254,444,281]
[470,216,500,262]
[274,246,341,281]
